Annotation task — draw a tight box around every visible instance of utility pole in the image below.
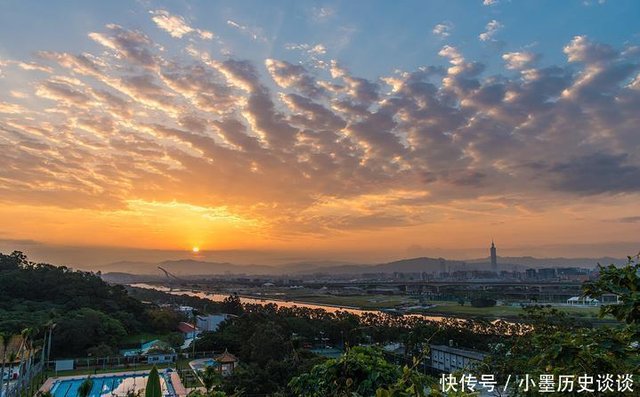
[191,332,196,359]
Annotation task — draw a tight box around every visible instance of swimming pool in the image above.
[48,371,176,397]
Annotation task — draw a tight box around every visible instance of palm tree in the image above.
[13,332,25,397]
[0,333,10,397]
[17,328,34,396]
[201,366,222,392]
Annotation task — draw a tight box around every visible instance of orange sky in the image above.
[1,5,640,266]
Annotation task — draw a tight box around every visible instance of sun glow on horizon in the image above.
[192,246,200,253]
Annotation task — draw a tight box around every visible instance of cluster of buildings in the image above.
[176,313,235,345]
[380,241,597,282]
[116,311,239,377]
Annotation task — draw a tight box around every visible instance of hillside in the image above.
[0,251,187,358]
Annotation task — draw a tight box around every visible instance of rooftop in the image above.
[214,349,238,363]
[430,344,486,361]
[177,322,197,333]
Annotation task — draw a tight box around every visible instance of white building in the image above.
[567,296,599,306]
[196,314,233,332]
[429,344,486,373]
[176,305,195,316]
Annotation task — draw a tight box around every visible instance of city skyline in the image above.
[1,1,640,266]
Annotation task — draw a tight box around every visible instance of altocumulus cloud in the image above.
[0,16,639,234]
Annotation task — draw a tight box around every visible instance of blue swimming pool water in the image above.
[49,372,175,397]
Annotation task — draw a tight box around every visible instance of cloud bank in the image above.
[1,16,639,243]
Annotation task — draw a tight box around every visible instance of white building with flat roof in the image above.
[196,314,233,332]
[567,296,599,306]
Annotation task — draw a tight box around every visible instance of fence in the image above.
[0,350,225,397]
[44,350,220,373]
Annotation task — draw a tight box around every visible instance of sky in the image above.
[1,0,639,267]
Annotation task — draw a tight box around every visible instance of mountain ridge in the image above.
[93,255,626,277]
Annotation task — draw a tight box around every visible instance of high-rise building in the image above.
[490,240,497,272]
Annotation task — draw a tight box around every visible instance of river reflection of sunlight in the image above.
[131,283,524,334]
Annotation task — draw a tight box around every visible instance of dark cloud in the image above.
[550,153,640,194]
[265,59,325,98]
[89,24,157,68]
[1,24,640,232]
[614,216,640,223]
[0,238,42,246]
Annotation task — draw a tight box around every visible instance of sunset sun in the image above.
[192,246,200,253]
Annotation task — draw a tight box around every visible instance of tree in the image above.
[583,254,639,325]
[221,295,243,315]
[164,332,185,350]
[470,297,496,308]
[247,321,289,366]
[482,255,640,396]
[146,308,182,333]
[86,343,115,358]
[144,366,162,397]
[201,366,223,392]
[289,347,402,397]
[52,308,126,356]
[78,377,93,397]
[0,252,23,271]
[0,332,10,397]
[375,358,430,397]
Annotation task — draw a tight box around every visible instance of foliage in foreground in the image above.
[289,346,435,397]
[482,255,640,396]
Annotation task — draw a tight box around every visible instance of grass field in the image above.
[288,294,411,309]
[415,301,601,319]
[266,293,603,320]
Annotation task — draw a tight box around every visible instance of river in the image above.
[131,283,461,323]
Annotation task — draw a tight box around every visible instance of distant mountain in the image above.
[158,259,274,275]
[98,261,158,274]
[292,257,463,275]
[295,264,369,274]
[279,260,362,273]
[98,259,274,276]
[374,257,464,273]
[97,255,627,277]
[100,272,163,284]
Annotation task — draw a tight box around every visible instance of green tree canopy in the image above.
[288,347,402,397]
[482,255,640,396]
[584,254,640,325]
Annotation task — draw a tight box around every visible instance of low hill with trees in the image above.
[0,251,185,357]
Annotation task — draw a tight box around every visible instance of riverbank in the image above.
[131,283,609,324]
[238,293,605,321]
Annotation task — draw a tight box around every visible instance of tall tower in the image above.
[490,240,498,272]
